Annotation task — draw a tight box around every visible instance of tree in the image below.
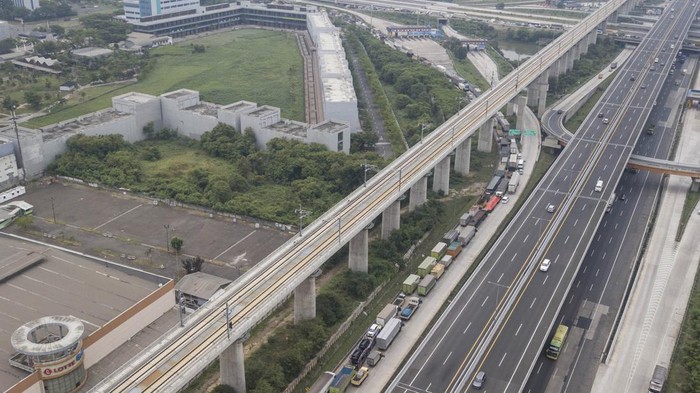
[2,96,17,111]
[211,385,236,393]
[181,256,204,274]
[24,91,42,109]
[0,38,14,55]
[170,237,183,254]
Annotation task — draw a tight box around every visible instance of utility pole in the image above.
[164,224,171,252]
[10,106,25,181]
[363,162,378,187]
[295,205,311,237]
[50,197,56,223]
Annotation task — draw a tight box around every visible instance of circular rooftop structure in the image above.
[11,315,84,357]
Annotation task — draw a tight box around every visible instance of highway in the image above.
[387,1,700,392]
[524,52,697,393]
[89,1,630,391]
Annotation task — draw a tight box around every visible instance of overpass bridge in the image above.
[87,0,644,392]
[628,155,700,177]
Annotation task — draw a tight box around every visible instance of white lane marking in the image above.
[95,204,143,230]
[596,268,600,277]
[214,231,257,260]
[565,235,570,244]
[481,296,489,307]
[574,219,578,226]
[543,275,549,285]
[583,265,588,273]
[511,253,518,262]
[443,352,452,366]
[497,272,504,283]
[499,352,508,367]
[516,323,523,336]
[590,284,594,291]
[530,298,537,309]
[537,362,543,374]
[463,322,472,335]
[523,234,530,243]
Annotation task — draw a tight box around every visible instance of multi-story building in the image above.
[15,89,351,178]
[122,0,314,37]
[13,0,39,11]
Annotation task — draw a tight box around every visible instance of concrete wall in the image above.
[323,99,360,131]
[82,282,175,368]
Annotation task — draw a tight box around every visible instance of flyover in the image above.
[387,1,699,392]
[541,61,700,179]
[88,0,641,392]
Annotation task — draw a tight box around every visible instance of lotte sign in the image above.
[39,350,84,379]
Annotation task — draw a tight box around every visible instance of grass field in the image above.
[25,29,304,128]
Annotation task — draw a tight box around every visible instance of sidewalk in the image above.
[353,56,541,391]
[591,99,700,392]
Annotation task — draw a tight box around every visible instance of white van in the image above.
[595,179,604,192]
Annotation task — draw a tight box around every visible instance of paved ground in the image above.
[591,80,700,393]
[352,53,542,391]
[468,51,500,86]
[395,38,456,75]
[7,181,292,280]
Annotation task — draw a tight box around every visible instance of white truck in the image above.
[376,304,399,327]
[508,172,520,194]
[375,317,402,350]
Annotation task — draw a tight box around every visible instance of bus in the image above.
[545,324,569,360]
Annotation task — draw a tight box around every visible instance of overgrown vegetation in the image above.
[347,26,464,146]
[667,268,700,392]
[242,201,444,393]
[48,129,385,224]
[548,37,623,100]
[0,0,74,22]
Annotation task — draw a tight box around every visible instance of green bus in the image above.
[545,324,569,360]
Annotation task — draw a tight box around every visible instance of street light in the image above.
[487,280,510,308]
[363,162,378,187]
[10,106,24,181]
[295,205,311,237]
[420,123,431,144]
[164,224,171,251]
[50,197,56,223]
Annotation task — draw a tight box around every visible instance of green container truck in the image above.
[402,274,421,294]
[431,242,448,260]
[417,256,437,278]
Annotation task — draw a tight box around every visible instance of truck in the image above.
[446,241,463,258]
[376,304,399,327]
[431,242,448,260]
[329,365,355,393]
[418,274,436,296]
[308,371,335,393]
[375,317,402,350]
[366,349,382,366]
[508,153,518,170]
[402,274,421,294]
[485,175,502,195]
[606,192,616,213]
[443,228,459,244]
[517,159,524,170]
[483,195,501,212]
[417,256,437,278]
[399,296,421,320]
[648,365,667,393]
[682,68,687,75]
[508,172,520,194]
[459,212,471,226]
[468,210,487,227]
[431,263,445,279]
[439,254,453,269]
[350,366,369,386]
[458,225,477,246]
[495,180,508,197]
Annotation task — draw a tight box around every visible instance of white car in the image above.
[366,323,381,338]
[546,204,556,213]
[501,196,510,204]
[540,258,551,272]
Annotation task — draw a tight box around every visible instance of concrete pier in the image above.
[477,118,494,152]
[433,156,450,195]
[294,274,317,323]
[454,137,471,176]
[220,339,246,393]
[381,200,401,240]
[349,229,368,273]
[409,176,428,212]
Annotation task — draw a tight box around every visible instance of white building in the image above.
[13,0,39,11]
[0,21,10,41]
[306,12,360,131]
[0,139,20,188]
[18,89,351,178]
[123,0,199,22]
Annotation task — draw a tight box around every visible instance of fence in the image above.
[282,282,387,393]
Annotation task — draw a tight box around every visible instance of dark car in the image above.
[557,109,563,114]
[598,112,604,118]
[620,194,626,201]
[630,75,636,81]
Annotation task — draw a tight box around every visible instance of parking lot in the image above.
[6,181,293,280]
